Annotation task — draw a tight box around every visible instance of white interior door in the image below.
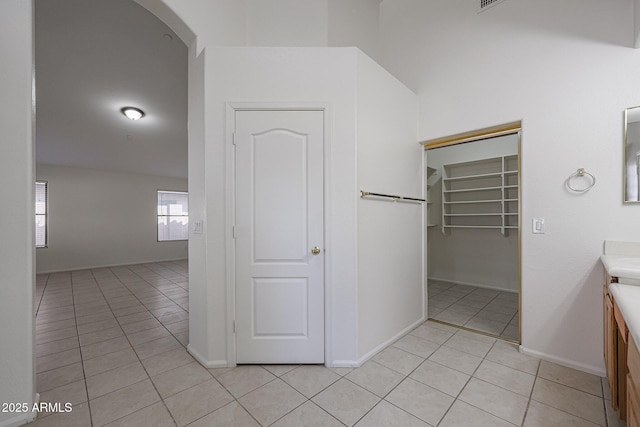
[235,110,324,364]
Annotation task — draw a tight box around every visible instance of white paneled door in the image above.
[235,110,324,364]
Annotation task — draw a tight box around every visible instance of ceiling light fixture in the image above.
[121,106,145,121]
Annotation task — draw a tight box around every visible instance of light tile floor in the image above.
[428,280,520,341]
[29,262,625,426]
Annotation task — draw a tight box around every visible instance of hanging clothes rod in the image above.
[360,190,425,203]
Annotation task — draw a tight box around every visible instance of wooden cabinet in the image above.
[605,274,640,425]
[629,372,640,427]
[604,282,617,408]
[618,307,628,420]
[440,155,518,235]
[628,335,640,427]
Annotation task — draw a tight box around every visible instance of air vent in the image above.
[478,0,507,13]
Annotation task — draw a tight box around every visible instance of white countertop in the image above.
[609,283,640,347]
[601,254,640,283]
[601,241,640,348]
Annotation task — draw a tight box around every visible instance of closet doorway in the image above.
[424,123,521,343]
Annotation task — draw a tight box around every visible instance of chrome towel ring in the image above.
[566,168,596,193]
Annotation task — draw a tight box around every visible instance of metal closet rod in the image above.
[360,190,425,203]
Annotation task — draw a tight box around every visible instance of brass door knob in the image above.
[311,246,321,255]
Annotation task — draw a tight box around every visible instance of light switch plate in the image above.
[193,220,203,234]
[532,218,545,234]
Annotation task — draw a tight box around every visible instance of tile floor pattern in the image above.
[428,280,520,341]
[29,262,625,426]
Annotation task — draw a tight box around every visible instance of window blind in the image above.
[157,190,188,241]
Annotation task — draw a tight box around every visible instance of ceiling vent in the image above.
[478,0,507,13]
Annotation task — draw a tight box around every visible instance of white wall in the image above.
[243,0,382,57]
[380,0,640,375]
[78,0,639,376]
[36,163,188,273]
[329,0,382,63]
[185,45,213,367]
[156,0,381,59]
[356,51,422,359]
[427,135,519,292]
[245,0,328,46]
[143,0,393,369]
[169,44,419,367]
[244,0,382,62]
[161,0,246,52]
[0,1,36,426]
[195,47,359,366]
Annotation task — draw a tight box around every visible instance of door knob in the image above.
[311,246,321,255]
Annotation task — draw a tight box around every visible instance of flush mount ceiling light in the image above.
[121,106,145,121]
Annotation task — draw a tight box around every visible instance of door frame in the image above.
[422,121,522,344]
[225,102,332,366]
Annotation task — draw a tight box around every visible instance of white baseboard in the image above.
[428,276,518,294]
[519,345,606,377]
[187,344,228,368]
[0,394,38,427]
[0,414,29,427]
[187,316,426,371]
[36,258,188,275]
[326,360,360,368]
[339,316,425,368]
[0,411,35,427]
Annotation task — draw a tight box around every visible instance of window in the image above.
[157,190,188,241]
[35,181,48,248]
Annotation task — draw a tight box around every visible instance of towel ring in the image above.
[566,168,596,193]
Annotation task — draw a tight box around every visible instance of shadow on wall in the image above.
[528,259,605,374]
[473,1,634,48]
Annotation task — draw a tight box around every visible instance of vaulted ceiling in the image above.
[35,0,188,179]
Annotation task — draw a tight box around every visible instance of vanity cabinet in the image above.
[604,280,617,408]
[604,272,640,425]
[616,298,628,421]
[605,275,627,418]
[629,335,640,427]
[602,241,640,426]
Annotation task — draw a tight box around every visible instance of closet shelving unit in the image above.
[441,154,518,235]
[426,166,438,227]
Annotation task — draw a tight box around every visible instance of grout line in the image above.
[34,263,610,426]
[602,379,610,427]
[428,282,517,327]
[213,367,277,425]
[437,338,517,426]
[73,271,94,427]
[83,268,141,426]
[114,261,187,427]
[90,265,179,427]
